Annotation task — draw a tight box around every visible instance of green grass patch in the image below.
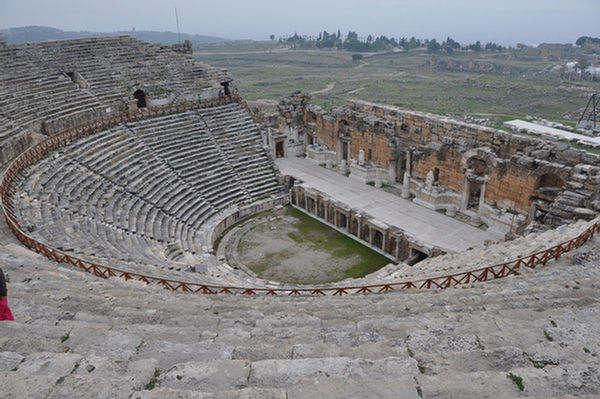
[528,358,558,369]
[287,208,390,278]
[238,206,391,283]
[145,369,160,390]
[508,373,525,391]
[559,140,600,155]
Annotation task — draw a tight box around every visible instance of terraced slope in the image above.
[0,225,598,398]
[11,103,282,286]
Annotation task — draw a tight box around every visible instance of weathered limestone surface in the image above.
[1,213,600,397]
[0,36,229,166]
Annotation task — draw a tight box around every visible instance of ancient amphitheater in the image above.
[1,36,600,398]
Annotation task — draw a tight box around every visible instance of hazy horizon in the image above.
[1,0,600,46]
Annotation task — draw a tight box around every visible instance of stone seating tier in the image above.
[11,103,282,287]
[1,229,599,398]
[0,36,228,143]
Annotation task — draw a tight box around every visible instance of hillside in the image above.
[0,25,227,45]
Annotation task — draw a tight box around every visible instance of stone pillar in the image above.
[357,219,362,239]
[394,238,400,260]
[334,209,338,227]
[294,188,300,207]
[336,139,343,166]
[460,169,473,211]
[382,231,387,253]
[339,159,347,175]
[368,226,373,245]
[402,172,411,199]
[263,127,269,147]
[446,204,457,217]
[303,193,307,211]
[388,162,396,185]
[478,175,490,216]
[345,213,349,230]
[375,169,382,188]
[324,201,328,221]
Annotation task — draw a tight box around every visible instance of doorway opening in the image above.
[275,141,285,158]
[133,89,147,108]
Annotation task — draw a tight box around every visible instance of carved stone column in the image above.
[460,169,473,211]
[478,175,490,216]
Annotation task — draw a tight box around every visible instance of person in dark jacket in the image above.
[0,267,14,321]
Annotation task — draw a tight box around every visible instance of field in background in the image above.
[195,41,600,126]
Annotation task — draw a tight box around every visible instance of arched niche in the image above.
[133,89,147,108]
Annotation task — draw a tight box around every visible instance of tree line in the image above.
[274,30,506,53]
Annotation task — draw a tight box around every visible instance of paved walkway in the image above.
[276,157,504,253]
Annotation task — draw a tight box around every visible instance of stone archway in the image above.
[460,148,497,212]
[133,89,147,108]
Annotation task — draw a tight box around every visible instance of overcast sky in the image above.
[1,0,599,45]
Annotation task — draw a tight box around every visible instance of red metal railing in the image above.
[1,98,598,296]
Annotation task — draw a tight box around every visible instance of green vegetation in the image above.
[528,358,559,369]
[237,206,390,284]
[195,41,600,126]
[286,207,390,279]
[475,336,486,350]
[559,140,600,155]
[508,373,525,391]
[145,369,160,390]
[60,332,70,343]
[544,330,554,341]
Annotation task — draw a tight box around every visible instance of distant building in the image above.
[538,43,576,59]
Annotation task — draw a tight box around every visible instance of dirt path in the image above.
[311,82,336,95]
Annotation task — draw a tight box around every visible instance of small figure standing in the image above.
[0,267,14,321]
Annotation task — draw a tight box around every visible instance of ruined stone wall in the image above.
[277,94,600,225]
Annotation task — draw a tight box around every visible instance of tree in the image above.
[576,57,590,72]
[408,37,420,49]
[468,41,482,52]
[427,39,441,53]
[399,37,409,51]
[576,36,600,46]
[337,29,341,39]
[352,53,363,61]
[270,34,275,41]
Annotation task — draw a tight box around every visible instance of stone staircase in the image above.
[1,224,599,398]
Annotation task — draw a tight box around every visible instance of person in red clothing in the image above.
[0,267,14,321]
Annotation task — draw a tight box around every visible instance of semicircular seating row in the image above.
[13,102,283,287]
[0,36,225,143]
